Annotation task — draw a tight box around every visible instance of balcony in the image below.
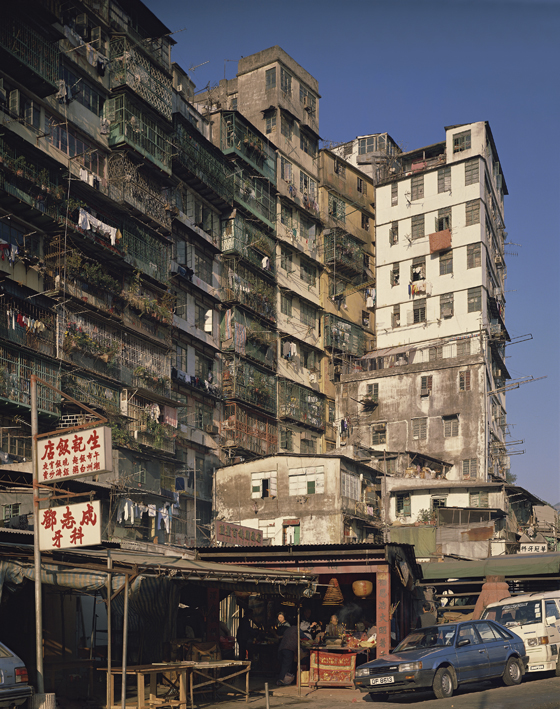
[222,262,276,323]
[108,155,172,233]
[222,402,278,457]
[0,17,59,97]
[324,314,365,356]
[220,307,277,371]
[324,229,363,277]
[232,167,276,230]
[62,374,121,416]
[221,214,276,276]
[0,294,55,358]
[223,356,277,415]
[0,343,60,417]
[121,221,171,283]
[105,94,172,174]
[173,115,233,206]
[110,37,173,121]
[278,380,325,431]
[127,393,176,454]
[221,112,276,184]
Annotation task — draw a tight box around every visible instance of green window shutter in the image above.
[307,480,315,494]
[294,525,300,544]
[403,496,411,515]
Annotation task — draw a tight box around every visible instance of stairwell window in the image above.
[440,292,454,319]
[465,199,480,226]
[391,182,398,206]
[265,67,276,90]
[412,417,427,440]
[453,130,471,153]
[300,259,317,287]
[411,214,425,240]
[438,166,451,193]
[443,414,459,438]
[467,286,482,313]
[462,458,477,480]
[459,370,471,391]
[411,174,424,200]
[465,158,479,186]
[392,304,400,328]
[467,243,481,268]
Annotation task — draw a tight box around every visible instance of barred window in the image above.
[465,158,479,185]
[438,166,451,193]
[300,259,316,287]
[413,298,426,323]
[300,172,317,199]
[467,243,481,268]
[440,250,453,275]
[466,199,480,226]
[280,156,292,182]
[333,159,346,178]
[467,286,482,313]
[281,114,292,140]
[463,458,477,479]
[265,113,276,134]
[459,370,471,391]
[440,292,454,318]
[280,67,292,95]
[457,339,471,356]
[280,427,294,451]
[391,182,398,206]
[300,301,316,328]
[396,492,411,516]
[412,418,427,440]
[411,174,424,200]
[281,293,292,316]
[411,214,424,240]
[328,193,346,223]
[371,423,386,445]
[443,414,459,438]
[453,130,471,153]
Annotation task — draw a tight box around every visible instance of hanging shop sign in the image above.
[215,521,263,546]
[39,500,101,551]
[37,426,113,483]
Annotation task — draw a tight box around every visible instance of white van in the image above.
[481,590,560,675]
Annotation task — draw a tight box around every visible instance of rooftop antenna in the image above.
[188,60,209,78]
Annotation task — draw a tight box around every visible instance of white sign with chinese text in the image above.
[37,426,112,482]
[39,500,101,551]
[520,543,548,554]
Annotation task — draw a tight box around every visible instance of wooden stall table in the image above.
[307,646,370,688]
[189,660,250,705]
[101,662,194,709]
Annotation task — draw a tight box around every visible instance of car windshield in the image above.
[394,625,457,652]
[482,600,542,627]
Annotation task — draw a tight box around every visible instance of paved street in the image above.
[205,673,560,709]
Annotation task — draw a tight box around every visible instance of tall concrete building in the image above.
[340,122,510,523]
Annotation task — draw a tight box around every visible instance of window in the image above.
[300,133,316,157]
[436,207,451,232]
[361,213,370,231]
[280,156,292,182]
[469,490,489,508]
[194,250,212,284]
[467,286,482,312]
[280,67,292,95]
[453,130,471,153]
[362,311,370,328]
[396,493,411,516]
[175,343,187,371]
[299,85,316,112]
[420,375,433,396]
[467,243,481,268]
[195,302,206,330]
[194,401,213,429]
[411,174,424,200]
[440,292,454,319]
[281,293,292,317]
[465,158,479,185]
[301,346,317,371]
[301,438,316,455]
[459,370,471,391]
[457,339,471,356]
[280,245,292,271]
[300,214,316,239]
[341,471,361,501]
[281,114,292,140]
[438,166,451,193]
[280,427,294,451]
[462,458,477,479]
[357,176,367,194]
[371,424,386,445]
[359,136,375,154]
[265,113,276,134]
[390,221,398,245]
[333,159,346,178]
[432,497,447,512]
[443,415,459,438]
[391,182,398,206]
[3,503,20,520]
[265,67,276,90]
[413,298,426,323]
[411,255,426,281]
[429,346,442,362]
[300,301,316,328]
[300,171,317,199]
[60,67,105,116]
[411,214,424,240]
[412,417,427,440]
[366,383,379,402]
[466,199,480,226]
[230,95,238,110]
[283,522,300,544]
[251,471,277,499]
[439,250,453,276]
[328,193,346,222]
[300,259,317,287]
[390,263,399,287]
[545,600,560,622]
[195,352,213,379]
[392,304,400,328]
[288,466,325,495]
[281,203,292,226]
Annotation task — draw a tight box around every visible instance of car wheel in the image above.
[433,667,454,699]
[502,657,523,686]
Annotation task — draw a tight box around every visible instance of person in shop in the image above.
[275,611,291,638]
[417,602,438,628]
[324,614,343,639]
[237,610,255,661]
[300,607,321,640]
[277,625,306,686]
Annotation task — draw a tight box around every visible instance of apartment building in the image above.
[340,122,510,523]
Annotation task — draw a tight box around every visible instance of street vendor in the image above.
[300,607,321,640]
[275,611,291,638]
[324,614,343,639]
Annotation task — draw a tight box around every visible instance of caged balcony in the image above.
[278,380,325,431]
[220,307,277,371]
[110,37,173,121]
[62,373,121,416]
[324,228,363,277]
[232,167,276,229]
[223,356,277,415]
[221,214,276,276]
[121,220,171,283]
[0,344,60,417]
[324,314,365,356]
[221,112,277,184]
[221,262,276,323]
[222,402,278,457]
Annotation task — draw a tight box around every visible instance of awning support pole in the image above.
[121,573,129,709]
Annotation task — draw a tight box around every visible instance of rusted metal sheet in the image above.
[460,526,494,542]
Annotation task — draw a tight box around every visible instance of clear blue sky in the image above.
[145,0,560,505]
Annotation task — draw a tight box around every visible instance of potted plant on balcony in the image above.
[12,155,26,178]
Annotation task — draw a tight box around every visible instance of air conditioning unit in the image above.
[177,84,183,93]
[420,388,430,397]
[205,424,219,435]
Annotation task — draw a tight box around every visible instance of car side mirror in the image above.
[457,638,471,647]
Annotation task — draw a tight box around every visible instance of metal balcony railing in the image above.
[0,17,58,95]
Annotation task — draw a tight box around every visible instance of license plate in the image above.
[370,676,394,685]
[529,665,545,671]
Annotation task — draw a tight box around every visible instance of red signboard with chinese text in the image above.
[37,426,112,482]
[39,500,101,551]
[215,521,263,546]
[375,569,391,659]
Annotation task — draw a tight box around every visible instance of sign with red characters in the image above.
[39,500,101,551]
[37,426,112,482]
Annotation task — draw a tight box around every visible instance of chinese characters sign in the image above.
[215,522,263,546]
[39,500,101,551]
[520,543,547,553]
[37,427,112,482]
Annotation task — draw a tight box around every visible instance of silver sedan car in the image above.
[0,641,33,708]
